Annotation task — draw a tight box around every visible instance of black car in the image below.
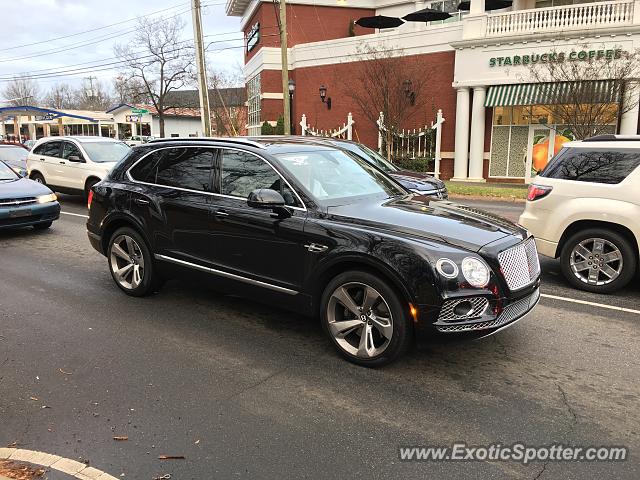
[0,161,60,230]
[249,136,448,198]
[87,138,540,366]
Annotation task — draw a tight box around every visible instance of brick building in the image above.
[226,0,640,182]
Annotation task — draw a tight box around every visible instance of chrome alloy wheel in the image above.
[327,282,393,359]
[109,234,145,290]
[569,237,623,286]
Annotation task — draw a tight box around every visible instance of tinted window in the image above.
[62,142,83,160]
[221,149,301,207]
[541,147,640,184]
[130,148,214,192]
[34,141,61,158]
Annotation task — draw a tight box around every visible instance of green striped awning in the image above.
[485,81,620,107]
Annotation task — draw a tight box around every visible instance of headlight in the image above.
[461,257,490,288]
[37,193,57,204]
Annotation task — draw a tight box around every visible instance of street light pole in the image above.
[192,0,212,137]
[279,0,291,135]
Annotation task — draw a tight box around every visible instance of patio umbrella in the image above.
[355,15,405,29]
[458,0,512,11]
[403,8,452,23]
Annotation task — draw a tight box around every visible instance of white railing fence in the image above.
[377,109,445,178]
[300,112,354,140]
[486,0,634,36]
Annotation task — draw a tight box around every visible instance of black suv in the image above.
[87,137,540,366]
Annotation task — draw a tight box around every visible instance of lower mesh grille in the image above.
[437,297,489,322]
[436,288,540,333]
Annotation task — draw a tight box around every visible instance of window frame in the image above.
[126,146,306,211]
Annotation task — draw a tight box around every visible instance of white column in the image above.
[469,86,487,181]
[619,80,640,135]
[453,87,470,180]
[470,0,485,15]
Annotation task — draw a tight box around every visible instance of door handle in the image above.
[214,209,229,217]
[134,198,150,205]
[59,161,66,165]
[40,158,45,162]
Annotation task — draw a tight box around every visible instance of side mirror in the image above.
[68,155,84,163]
[247,189,286,209]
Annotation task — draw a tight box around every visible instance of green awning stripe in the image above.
[485,81,621,107]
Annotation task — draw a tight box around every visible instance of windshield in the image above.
[352,143,400,173]
[0,161,18,181]
[80,141,131,163]
[0,147,28,165]
[274,148,405,204]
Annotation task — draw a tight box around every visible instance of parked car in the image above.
[125,135,154,147]
[23,139,37,150]
[519,134,640,294]
[0,160,60,230]
[0,144,29,177]
[249,136,448,198]
[27,136,131,198]
[87,137,540,366]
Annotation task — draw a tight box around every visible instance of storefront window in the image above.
[247,73,261,135]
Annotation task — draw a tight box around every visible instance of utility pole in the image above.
[85,76,97,109]
[278,0,291,135]
[192,0,212,137]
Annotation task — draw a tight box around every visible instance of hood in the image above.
[390,170,445,192]
[0,177,54,198]
[326,194,527,253]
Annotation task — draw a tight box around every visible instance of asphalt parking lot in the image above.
[1,195,639,479]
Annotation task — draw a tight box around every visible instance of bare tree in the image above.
[342,44,430,159]
[112,75,145,105]
[208,68,245,136]
[73,80,113,110]
[114,16,195,137]
[525,44,640,139]
[2,75,40,105]
[44,83,74,109]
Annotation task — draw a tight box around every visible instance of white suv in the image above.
[27,136,131,198]
[519,135,640,293]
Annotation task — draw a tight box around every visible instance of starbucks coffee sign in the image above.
[489,49,624,67]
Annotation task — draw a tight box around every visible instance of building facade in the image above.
[227,0,640,182]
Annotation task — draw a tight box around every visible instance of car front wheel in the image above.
[320,270,412,367]
[107,227,161,297]
[560,228,636,294]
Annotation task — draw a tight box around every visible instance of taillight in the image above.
[87,190,94,210]
[527,184,552,201]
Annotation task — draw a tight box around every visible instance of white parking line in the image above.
[0,448,118,479]
[60,211,88,218]
[541,293,640,315]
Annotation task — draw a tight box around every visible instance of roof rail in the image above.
[147,137,266,149]
[583,134,640,142]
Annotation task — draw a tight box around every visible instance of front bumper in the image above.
[0,201,60,229]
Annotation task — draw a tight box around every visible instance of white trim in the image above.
[261,92,284,100]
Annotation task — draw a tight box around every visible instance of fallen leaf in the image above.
[113,436,128,441]
[194,439,200,445]
[59,368,72,375]
[6,441,17,448]
[158,455,185,460]
[29,396,38,401]
[41,405,50,409]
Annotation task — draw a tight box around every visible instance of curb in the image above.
[0,449,118,480]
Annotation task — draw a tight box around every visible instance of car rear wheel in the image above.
[30,172,45,185]
[320,271,412,367]
[560,228,636,294]
[107,227,162,297]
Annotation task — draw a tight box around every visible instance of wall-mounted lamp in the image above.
[403,79,415,106]
[319,84,332,110]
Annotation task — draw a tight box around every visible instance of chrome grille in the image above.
[437,288,539,333]
[498,237,541,291]
[0,197,36,207]
[437,297,489,322]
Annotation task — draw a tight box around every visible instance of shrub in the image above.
[275,115,285,135]
[261,121,274,135]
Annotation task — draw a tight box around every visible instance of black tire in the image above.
[320,270,412,367]
[107,226,162,297]
[560,228,636,294]
[85,178,99,200]
[33,221,53,230]
[30,172,46,185]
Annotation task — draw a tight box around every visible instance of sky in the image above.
[0,0,243,99]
